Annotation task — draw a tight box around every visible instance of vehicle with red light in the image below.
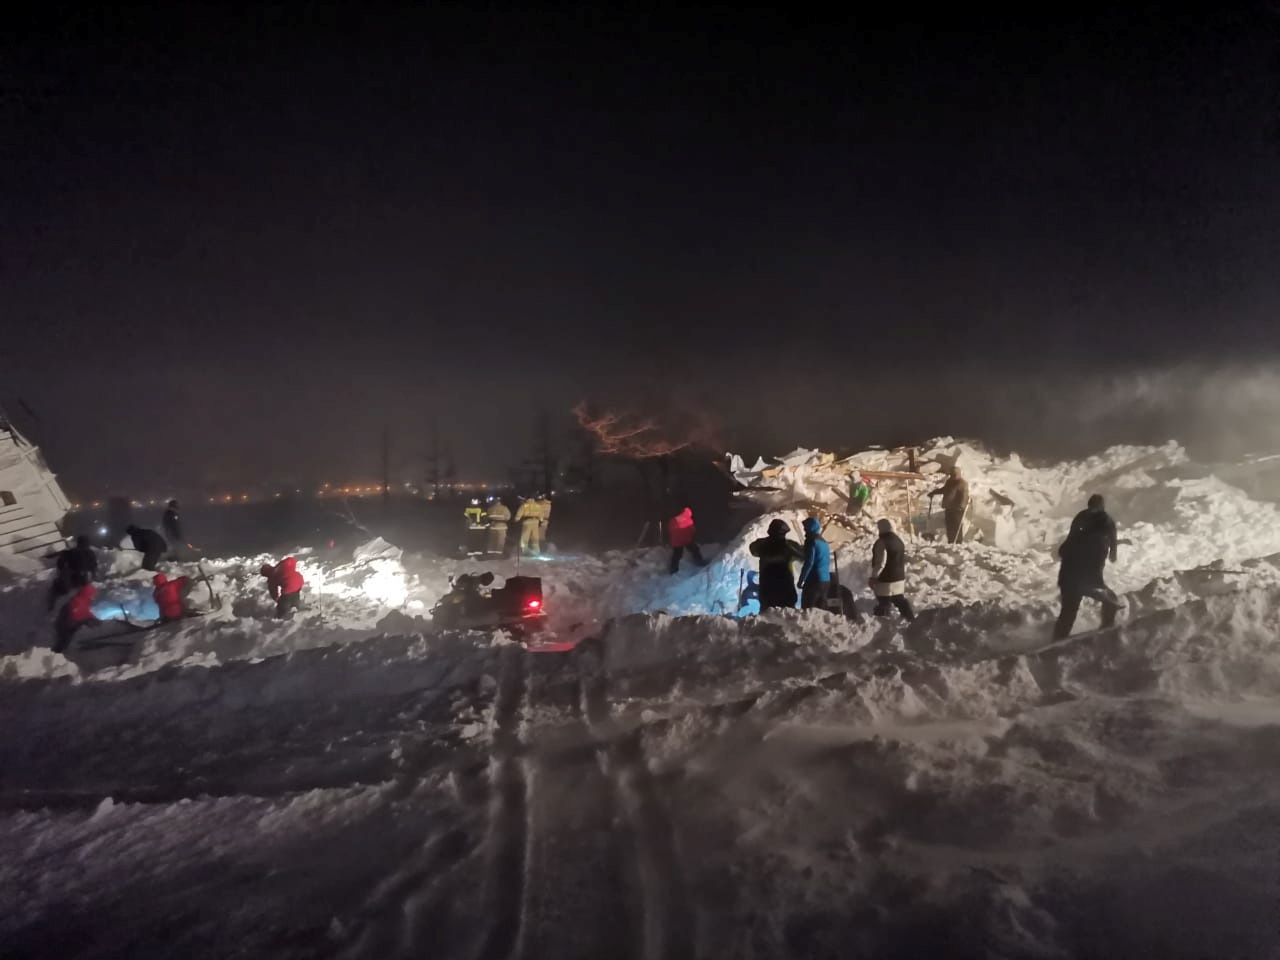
[430,572,547,632]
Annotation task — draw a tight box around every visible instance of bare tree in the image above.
[573,402,719,543]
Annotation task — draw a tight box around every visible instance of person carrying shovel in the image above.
[931,465,970,544]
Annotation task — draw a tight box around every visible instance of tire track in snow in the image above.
[473,643,531,960]
[577,638,696,960]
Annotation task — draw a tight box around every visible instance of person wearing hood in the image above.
[749,518,804,610]
[260,556,305,618]
[1054,494,1122,638]
[797,516,833,610]
[931,465,971,543]
[152,572,192,622]
[47,535,98,610]
[870,519,915,621]
[126,524,168,571]
[667,507,708,574]
[54,583,99,653]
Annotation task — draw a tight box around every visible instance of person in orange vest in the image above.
[54,584,99,653]
[152,572,192,622]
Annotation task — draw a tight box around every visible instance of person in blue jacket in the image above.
[797,516,833,610]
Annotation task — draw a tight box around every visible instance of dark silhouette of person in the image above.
[126,525,168,571]
[1054,494,1121,638]
[749,518,803,610]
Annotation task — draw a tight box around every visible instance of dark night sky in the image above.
[3,4,1279,495]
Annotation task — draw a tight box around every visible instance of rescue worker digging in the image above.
[749,518,804,610]
[47,535,97,611]
[54,584,99,653]
[1054,494,1122,639]
[126,524,168,572]
[260,557,305,619]
[153,573,192,623]
[932,465,970,543]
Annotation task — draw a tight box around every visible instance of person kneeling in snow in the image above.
[797,517,833,610]
[749,519,804,610]
[870,519,916,621]
[153,572,192,623]
[668,507,708,574]
[1054,494,1121,639]
[260,557,305,619]
[54,584,100,653]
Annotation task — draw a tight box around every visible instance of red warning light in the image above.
[527,599,541,609]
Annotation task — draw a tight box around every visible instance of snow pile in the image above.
[8,442,1280,956]
[728,438,1242,553]
[0,539,431,681]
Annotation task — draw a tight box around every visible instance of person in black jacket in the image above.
[870,519,915,621]
[46,535,98,610]
[161,500,186,557]
[1054,494,1121,638]
[126,524,168,572]
[748,518,804,610]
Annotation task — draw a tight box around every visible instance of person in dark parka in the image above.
[1054,494,1121,639]
[126,525,168,572]
[749,518,804,610]
[47,535,97,610]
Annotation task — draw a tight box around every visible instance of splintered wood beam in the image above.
[858,470,927,481]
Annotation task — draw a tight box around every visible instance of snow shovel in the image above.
[954,497,972,544]
[197,562,223,611]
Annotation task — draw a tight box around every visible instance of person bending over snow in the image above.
[260,557,305,619]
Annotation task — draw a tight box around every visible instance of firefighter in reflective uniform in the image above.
[464,498,485,527]
[485,496,511,555]
[535,493,552,548]
[515,496,543,556]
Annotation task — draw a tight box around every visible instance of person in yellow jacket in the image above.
[485,496,511,556]
[535,493,552,548]
[515,496,543,556]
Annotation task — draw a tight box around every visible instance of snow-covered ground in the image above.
[4,440,1280,958]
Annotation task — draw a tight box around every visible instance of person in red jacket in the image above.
[152,573,191,622]
[260,556,305,618]
[54,584,99,653]
[668,507,708,574]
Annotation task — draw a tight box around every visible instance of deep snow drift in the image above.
[4,439,1280,958]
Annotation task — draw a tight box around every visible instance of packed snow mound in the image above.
[0,539,431,681]
[0,549,43,579]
